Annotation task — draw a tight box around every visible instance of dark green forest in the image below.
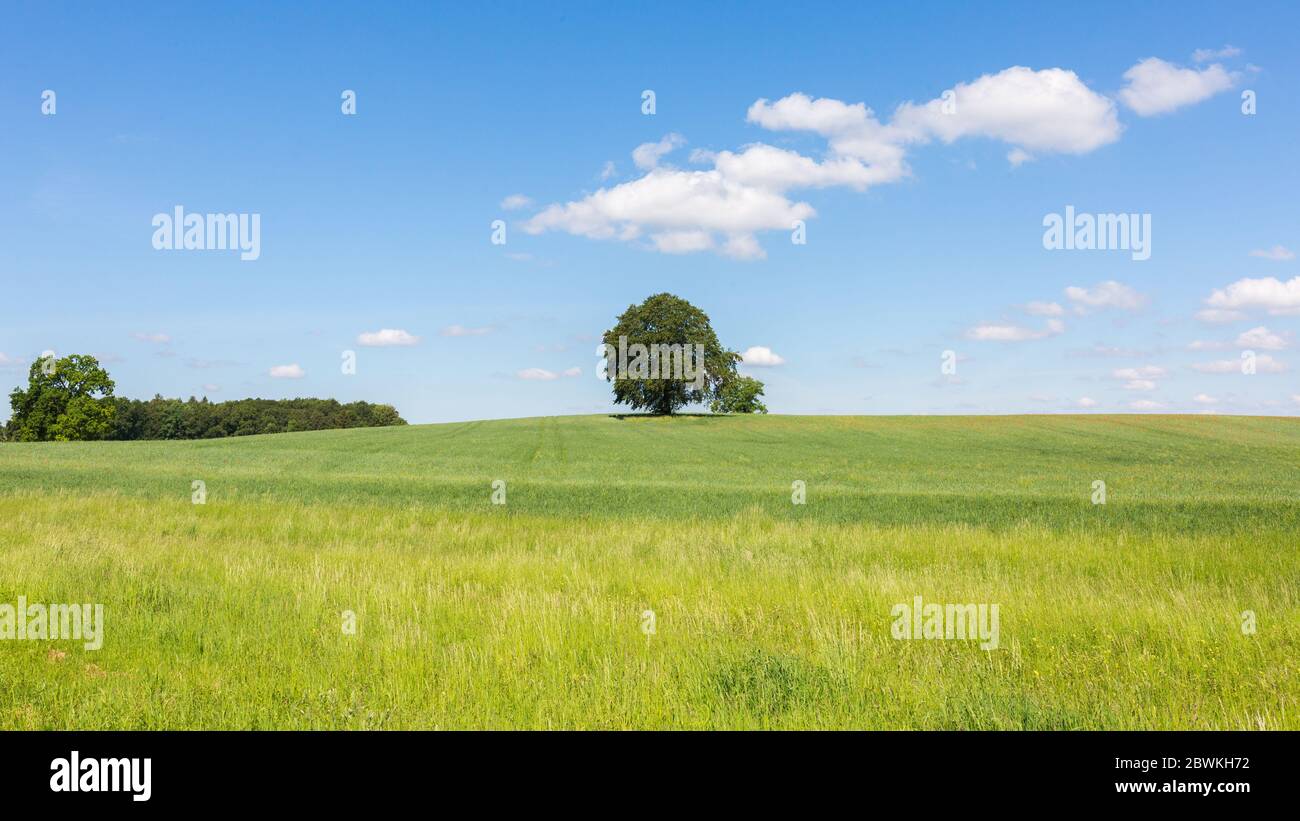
[107,396,406,440]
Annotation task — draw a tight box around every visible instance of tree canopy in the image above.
[6,353,117,441]
[601,293,757,415]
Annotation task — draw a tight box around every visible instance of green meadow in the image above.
[1,414,1297,729]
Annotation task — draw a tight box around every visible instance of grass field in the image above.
[1,414,1297,729]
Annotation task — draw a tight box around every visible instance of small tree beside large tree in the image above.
[601,293,764,415]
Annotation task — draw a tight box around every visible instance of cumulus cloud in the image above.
[132,332,171,344]
[1065,280,1146,312]
[1205,276,1300,316]
[892,66,1122,154]
[1193,393,1218,404]
[632,133,687,170]
[966,318,1064,342]
[741,345,786,366]
[440,325,493,337]
[1194,354,1287,373]
[500,194,532,211]
[357,328,420,347]
[1076,397,1099,408]
[1249,245,1294,261]
[1236,326,1289,350]
[1113,365,1165,391]
[1118,57,1236,116]
[562,366,582,377]
[525,65,1126,260]
[269,363,305,379]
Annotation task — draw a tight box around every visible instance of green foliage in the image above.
[711,376,768,414]
[7,354,117,441]
[107,396,406,440]
[601,293,741,415]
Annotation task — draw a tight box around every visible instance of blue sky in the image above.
[3,1,1298,423]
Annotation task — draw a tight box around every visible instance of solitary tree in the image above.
[601,293,746,415]
[7,354,117,441]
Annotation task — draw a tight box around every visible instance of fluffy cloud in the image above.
[1249,245,1294,261]
[1236,326,1289,350]
[1205,276,1300,316]
[525,65,1129,260]
[1076,397,1099,408]
[741,346,786,366]
[632,133,687,170]
[1118,58,1236,116]
[1065,281,1146,312]
[892,66,1121,154]
[965,318,1064,342]
[269,364,305,379]
[500,194,532,210]
[1193,393,1218,404]
[357,328,420,347]
[440,325,493,337]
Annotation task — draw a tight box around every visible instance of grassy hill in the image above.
[2,414,1297,728]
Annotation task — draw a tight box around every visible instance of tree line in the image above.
[4,353,405,442]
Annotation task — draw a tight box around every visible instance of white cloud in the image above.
[1065,281,1146,312]
[440,325,492,337]
[741,345,786,366]
[1025,300,1064,317]
[965,318,1064,342]
[1195,308,1246,324]
[1123,380,1157,391]
[526,67,1122,260]
[517,367,558,381]
[1205,276,1300,315]
[1188,340,1230,351]
[1076,397,1099,408]
[1192,45,1241,63]
[0,352,26,369]
[892,66,1122,154]
[1249,245,1295,261]
[562,367,582,378]
[500,194,532,211]
[632,133,687,170]
[132,332,171,344]
[1118,57,1236,116]
[1236,326,1289,350]
[1292,394,1300,406]
[599,161,616,180]
[1130,399,1165,410]
[1193,393,1218,404]
[1193,354,1287,373]
[357,328,420,347]
[269,364,304,379]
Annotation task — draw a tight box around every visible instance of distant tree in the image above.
[7,354,117,441]
[710,376,768,414]
[601,293,741,415]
